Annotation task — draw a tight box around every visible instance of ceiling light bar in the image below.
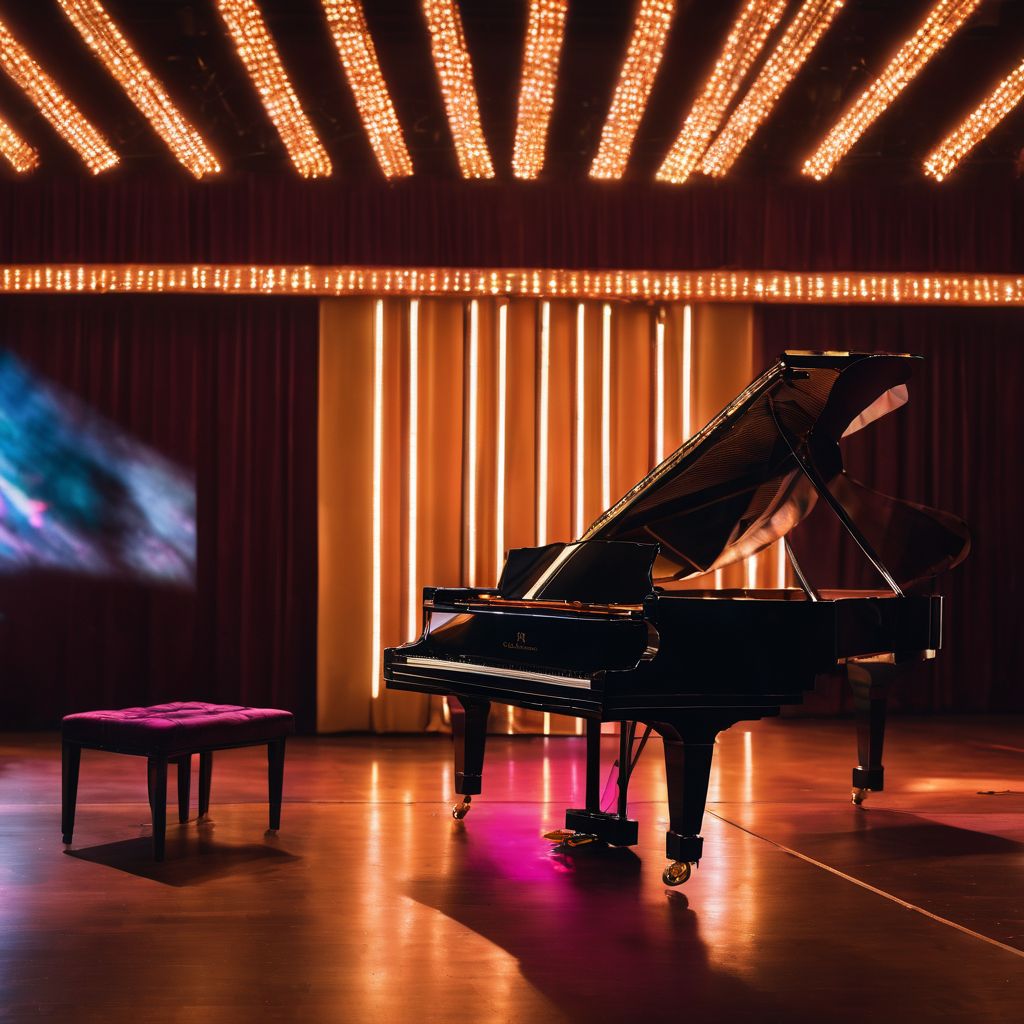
[0,111,39,173]
[701,0,844,178]
[924,55,1024,181]
[58,0,219,179]
[422,0,494,178]
[656,0,787,184]
[802,0,982,180]
[512,0,568,180]
[589,0,675,180]
[0,17,117,174]
[216,0,332,178]
[321,0,412,178]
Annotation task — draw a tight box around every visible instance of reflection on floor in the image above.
[0,716,1022,1022]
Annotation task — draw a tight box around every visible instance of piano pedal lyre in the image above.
[662,861,693,886]
[452,796,472,820]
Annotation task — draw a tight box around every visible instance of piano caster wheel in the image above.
[452,798,472,820]
[851,787,869,806]
[662,861,692,886]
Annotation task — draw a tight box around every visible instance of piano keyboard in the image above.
[403,656,593,690]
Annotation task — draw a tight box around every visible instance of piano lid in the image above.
[582,351,970,589]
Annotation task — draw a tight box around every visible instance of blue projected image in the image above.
[0,351,195,584]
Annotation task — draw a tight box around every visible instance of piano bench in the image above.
[60,701,295,861]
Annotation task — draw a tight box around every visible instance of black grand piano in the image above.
[384,352,969,885]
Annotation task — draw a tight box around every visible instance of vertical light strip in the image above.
[496,302,508,573]
[406,299,420,640]
[656,0,787,184]
[654,313,666,463]
[775,538,787,589]
[701,0,844,177]
[601,303,612,509]
[537,301,551,545]
[371,299,385,698]
[745,554,758,590]
[924,56,1024,181]
[590,0,676,179]
[216,0,333,178]
[320,0,413,178]
[58,0,220,178]
[574,303,586,538]
[0,113,38,173]
[681,304,692,440]
[803,0,982,180]
[466,299,480,586]
[0,18,118,174]
[422,0,495,178]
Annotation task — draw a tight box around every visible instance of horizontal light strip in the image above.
[590,0,675,180]
[216,0,332,178]
[657,0,787,184]
[7,264,1024,307]
[702,0,844,178]
[321,0,412,179]
[0,18,118,174]
[513,0,568,180]
[803,0,982,180]
[924,56,1024,181]
[422,0,494,179]
[59,0,220,179]
[0,112,39,173]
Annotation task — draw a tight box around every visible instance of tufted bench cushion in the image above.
[62,701,294,756]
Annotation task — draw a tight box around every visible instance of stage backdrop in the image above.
[0,296,318,730]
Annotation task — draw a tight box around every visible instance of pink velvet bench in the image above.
[61,702,295,861]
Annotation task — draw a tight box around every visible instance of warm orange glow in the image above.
[590,0,675,179]
[0,17,117,174]
[407,299,420,640]
[655,315,666,463]
[466,299,480,586]
[925,56,1024,181]
[574,302,586,538]
[217,0,332,178]
[58,0,219,178]
[657,0,787,184]
[0,112,38,173]
[803,0,982,180]
[702,0,844,177]
[496,302,508,576]
[601,304,612,508]
[775,539,787,589]
[422,0,494,178]
[537,301,551,545]
[513,0,568,179]
[321,0,412,178]
[681,304,693,439]
[371,299,384,698]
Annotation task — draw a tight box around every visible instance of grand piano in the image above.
[384,352,970,885]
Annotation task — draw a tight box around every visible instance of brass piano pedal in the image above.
[452,797,472,820]
[851,787,870,806]
[662,861,692,886]
[543,829,576,843]
[543,829,599,848]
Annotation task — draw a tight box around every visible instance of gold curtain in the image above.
[318,297,783,733]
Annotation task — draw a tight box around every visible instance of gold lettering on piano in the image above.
[502,631,539,652]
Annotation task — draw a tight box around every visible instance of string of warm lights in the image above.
[512,0,568,180]
[656,0,787,184]
[421,0,494,178]
[0,112,39,173]
[321,0,412,179]
[58,0,219,179]
[216,0,332,178]
[0,17,118,174]
[3,264,1024,307]
[802,0,982,180]
[701,0,844,178]
[590,0,675,180]
[924,55,1024,181]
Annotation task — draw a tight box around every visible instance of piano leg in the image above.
[585,718,601,812]
[450,696,490,820]
[655,721,716,886]
[848,659,893,805]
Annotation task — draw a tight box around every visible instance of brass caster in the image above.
[452,798,472,820]
[662,861,692,886]
[851,787,869,806]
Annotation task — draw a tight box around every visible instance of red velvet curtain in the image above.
[0,296,318,729]
[757,305,1024,713]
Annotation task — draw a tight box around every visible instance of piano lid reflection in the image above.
[384,352,970,885]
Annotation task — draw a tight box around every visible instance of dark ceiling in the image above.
[0,0,1022,184]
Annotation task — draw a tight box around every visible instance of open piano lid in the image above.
[582,351,970,591]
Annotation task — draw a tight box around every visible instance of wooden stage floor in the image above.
[1,716,1022,1022]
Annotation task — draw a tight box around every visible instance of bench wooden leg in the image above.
[61,742,81,845]
[268,738,286,831]
[147,757,168,861]
[198,751,213,818]
[177,755,192,824]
